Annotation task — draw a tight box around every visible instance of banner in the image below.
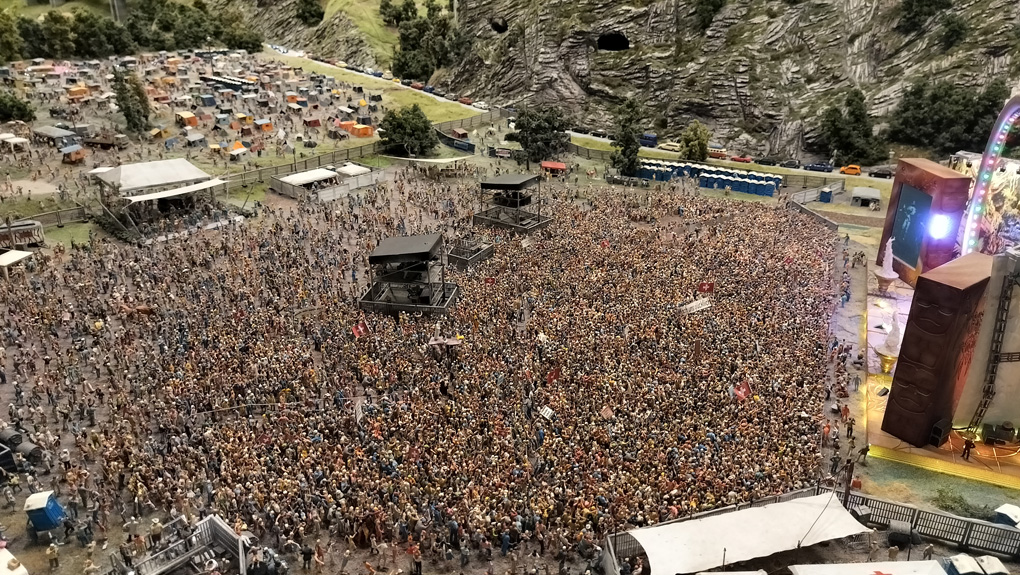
[352,321,369,338]
[697,282,714,293]
[681,298,713,315]
[600,405,614,420]
[540,406,554,420]
[484,277,495,285]
[547,367,561,385]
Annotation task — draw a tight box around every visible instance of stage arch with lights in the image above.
[959,95,1020,256]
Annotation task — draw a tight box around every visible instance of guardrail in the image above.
[31,205,89,227]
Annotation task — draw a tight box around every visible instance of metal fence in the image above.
[790,180,846,204]
[434,109,508,133]
[788,201,839,231]
[566,142,613,161]
[31,205,89,227]
[317,171,387,202]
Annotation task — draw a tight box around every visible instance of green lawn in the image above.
[226,182,267,208]
[266,52,478,123]
[0,196,78,221]
[44,221,100,247]
[0,0,110,18]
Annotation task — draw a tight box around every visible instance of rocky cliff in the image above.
[434,0,1020,158]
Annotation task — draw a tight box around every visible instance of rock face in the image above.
[433,0,1020,159]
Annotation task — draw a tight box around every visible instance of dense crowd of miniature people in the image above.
[0,170,839,575]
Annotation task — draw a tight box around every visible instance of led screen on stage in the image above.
[891,183,932,267]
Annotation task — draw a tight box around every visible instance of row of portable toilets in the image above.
[637,161,784,197]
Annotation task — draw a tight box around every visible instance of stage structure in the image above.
[447,234,494,270]
[473,174,552,233]
[358,233,459,315]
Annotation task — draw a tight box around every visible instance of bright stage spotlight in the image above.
[929,214,952,240]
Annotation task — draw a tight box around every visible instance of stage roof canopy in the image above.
[369,233,443,265]
[279,168,338,187]
[629,494,869,575]
[126,178,225,204]
[789,562,946,575]
[480,174,540,191]
[97,158,212,193]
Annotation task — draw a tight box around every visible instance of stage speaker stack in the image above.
[981,422,1016,445]
[930,419,952,447]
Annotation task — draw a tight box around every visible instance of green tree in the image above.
[128,72,151,129]
[694,0,725,31]
[17,17,45,59]
[679,120,710,161]
[610,99,643,176]
[897,0,952,33]
[296,0,325,26]
[221,23,264,53]
[399,0,418,22]
[506,106,569,167]
[0,10,23,64]
[0,91,34,122]
[380,104,439,157]
[113,70,144,134]
[71,9,114,58]
[41,11,76,59]
[888,79,1009,155]
[940,14,968,49]
[819,89,887,165]
[424,0,442,20]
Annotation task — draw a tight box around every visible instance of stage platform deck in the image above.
[358,283,459,315]
[448,239,494,269]
[473,206,552,233]
[863,271,1020,490]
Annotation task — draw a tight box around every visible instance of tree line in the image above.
[820,79,1008,166]
[382,0,469,82]
[0,0,263,64]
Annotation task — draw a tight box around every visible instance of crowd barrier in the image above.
[788,201,839,231]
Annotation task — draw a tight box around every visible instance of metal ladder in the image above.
[968,270,1020,430]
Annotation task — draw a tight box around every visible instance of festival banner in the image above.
[352,321,370,338]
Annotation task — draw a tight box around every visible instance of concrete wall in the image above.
[954,247,1020,428]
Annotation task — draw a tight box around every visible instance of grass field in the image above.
[0,196,78,220]
[44,221,99,247]
[264,53,478,123]
[858,457,1017,513]
[0,0,109,18]
[322,0,404,66]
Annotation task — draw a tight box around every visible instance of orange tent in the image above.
[338,121,356,132]
[351,124,373,138]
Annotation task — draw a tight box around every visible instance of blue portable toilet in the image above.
[200,94,216,107]
[25,491,65,531]
[819,187,832,203]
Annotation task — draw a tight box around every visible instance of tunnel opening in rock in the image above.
[597,32,630,51]
[491,18,509,33]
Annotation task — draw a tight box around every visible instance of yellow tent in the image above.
[358,99,367,107]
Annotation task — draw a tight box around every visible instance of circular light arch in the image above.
[962,95,1020,254]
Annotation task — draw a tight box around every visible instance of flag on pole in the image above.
[600,240,611,249]
[697,282,714,293]
[600,405,614,420]
[352,321,369,338]
[734,380,752,401]
[484,277,496,285]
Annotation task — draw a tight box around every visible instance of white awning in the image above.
[279,168,338,186]
[126,178,225,204]
[4,138,29,146]
[0,250,33,267]
[630,494,870,575]
[0,133,14,141]
[851,186,882,200]
[789,562,946,575]
[88,166,114,175]
[381,155,465,165]
[337,163,370,177]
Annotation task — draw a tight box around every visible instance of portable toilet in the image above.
[994,504,1020,527]
[25,491,65,531]
[975,556,1007,575]
[199,94,216,107]
[946,555,982,575]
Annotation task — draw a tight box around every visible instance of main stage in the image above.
[863,268,1020,489]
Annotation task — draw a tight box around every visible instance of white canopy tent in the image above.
[0,250,33,281]
[279,168,338,187]
[125,178,226,204]
[789,562,946,575]
[337,163,370,177]
[628,495,870,575]
[97,158,211,194]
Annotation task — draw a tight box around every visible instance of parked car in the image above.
[371,71,384,78]
[731,155,753,163]
[474,101,489,110]
[445,93,459,101]
[423,85,435,93]
[805,162,834,173]
[839,164,862,175]
[756,157,779,166]
[658,142,683,152]
[572,126,591,135]
[382,71,393,80]
[433,88,445,97]
[591,129,609,139]
[335,61,348,68]
[458,97,473,105]
[869,167,894,179]
[707,146,727,159]
[411,82,424,90]
[780,159,800,168]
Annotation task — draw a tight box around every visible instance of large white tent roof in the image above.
[279,168,338,187]
[97,158,211,193]
[126,178,226,204]
[789,562,946,575]
[0,250,33,268]
[629,494,869,575]
[337,163,370,177]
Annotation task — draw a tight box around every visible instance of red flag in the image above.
[484,277,495,285]
[734,380,752,401]
[352,321,369,338]
[600,240,610,248]
[784,256,793,264]
[547,367,561,385]
[697,282,714,293]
